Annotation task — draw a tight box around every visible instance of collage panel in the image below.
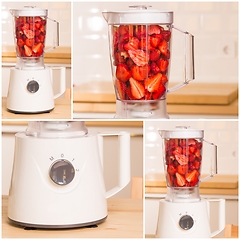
[2,120,143,237]
[2,2,72,119]
[145,120,238,238]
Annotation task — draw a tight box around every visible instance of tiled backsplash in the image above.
[145,120,238,176]
[2,2,71,47]
[72,1,238,86]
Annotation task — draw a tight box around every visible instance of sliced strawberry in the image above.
[131,65,148,81]
[25,38,34,47]
[175,154,188,165]
[149,49,161,61]
[17,38,25,47]
[32,43,43,54]
[173,146,183,155]
[188,139,197,145]
[150,62,161,74]
[145,73,162,93]
[167,164,177,176]
[134,25,146,39]
[152,84,166,100]
[115,79,127,100]
[148,25,161,35]
[158,39,168,55]
[24,45,32,57]
[21,23,29,31]
[177,165,188,175]
[194,160,201,170]
[149,34,162,48]
[118,25,129,35]
[162,30,171,42]
[128,49,149,67]
[124,37,139,51]
[23,29,34,39]
[176,172,186,187]
[129,77,145,99]
[157,58,169,73]
[161,74,168,85]
[186,169,198,183]
[116,63,131,82]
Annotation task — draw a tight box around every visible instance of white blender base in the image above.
[156,199,211,238]
[7,67,55,113]
[115,99,169,119]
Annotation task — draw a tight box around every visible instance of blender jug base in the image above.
[115,99,169,119]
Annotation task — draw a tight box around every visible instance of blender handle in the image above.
[49,67,66,99]
[98,131,131,198]
[44,17,59,53]
[208,199,226,237]
[200,140,218,183]
[167,25,195,93]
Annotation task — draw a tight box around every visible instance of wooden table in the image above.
[2,97,72,120]
[2,196,143,238]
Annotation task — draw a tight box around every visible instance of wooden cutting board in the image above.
[74,82,238,105]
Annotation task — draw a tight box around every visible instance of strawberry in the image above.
[17,38,25,47]
[115,79,127,100]
[149,34,162,48]
[149,49,161,61]
[118,25,129,35]
[150,62,161,74]
[186,170,198,183]
[177,165,188,175]
[158,39,168,55]
[194,160,201,170]
[134,25,146,39]
[162,30,171,42]
[161,74,168,85]
[195,149,202,160]
[157,58,169,73]
[24,45,32,56]
[116,63,132,82]
[167,164,177,176]
[129,77,145,99]
[145,73,162,93]
[25,38,34,47]
[188,139,197,145]
[175,154,188,165]
[131,65,148,81]
[148,25,161,35]
[21,23,29,31]
[124,37,139,51]
[32,43,43,54]
[176,172,186,187]
[173,146,183,155]
[128,49,149,66]
[23,29,34,39]
[152,84,166,100]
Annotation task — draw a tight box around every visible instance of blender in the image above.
[8,121,130,228]
[7,6,66,113]
[103,6,194,119]
[156,127,225,238]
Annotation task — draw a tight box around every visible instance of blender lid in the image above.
[10,6,48,17]
[26,121,88,138]
[102,5,173,24]
[159,126,204,139]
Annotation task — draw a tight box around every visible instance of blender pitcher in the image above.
[103,6,194,119]
[10,6,58,69]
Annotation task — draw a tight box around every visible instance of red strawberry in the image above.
[25,38,34,47]
[149,49,161,61]
[167,164,177,176]
[177,165,188,175]
[131,65,148,81]
[129,77,145,99]
[116,63,131,82]
[17,38,25,47]
[145,73,162,93]
[158,39,168,55]
[134,25,146,39]
[32,43,43,54]
[152,84,166,99]
[124,37,139,51]
[24,45,32,56]
[157,58,169,73]
[24,29,34,39]
[173,146,183,155]
[161,74,168,85]
[148,25,161,35]
[115,79,127,100]
[194,160,201,170]
[175,154,188,165]
[150,62,161,74]
[118,25,129,35]
[162,30,171,42]
[149,34,162,48]
[128,49,149,66]
[176,172,186,187]
[186,170,198,183]
[21,23,29,31]
[188,139,197,145]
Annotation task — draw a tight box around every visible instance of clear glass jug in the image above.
[103,6,194,118]
[10,6,59,69]
[159,127,217,202]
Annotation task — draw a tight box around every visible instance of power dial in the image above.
[179,215,194,230]
[49,159,75,185]
[27,80,39,93]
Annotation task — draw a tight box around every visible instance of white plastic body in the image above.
[8,131,130,228]
[156,198,225,238]
[6,66,65,113]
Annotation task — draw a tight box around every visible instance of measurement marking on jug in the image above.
[49,156,54,161]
